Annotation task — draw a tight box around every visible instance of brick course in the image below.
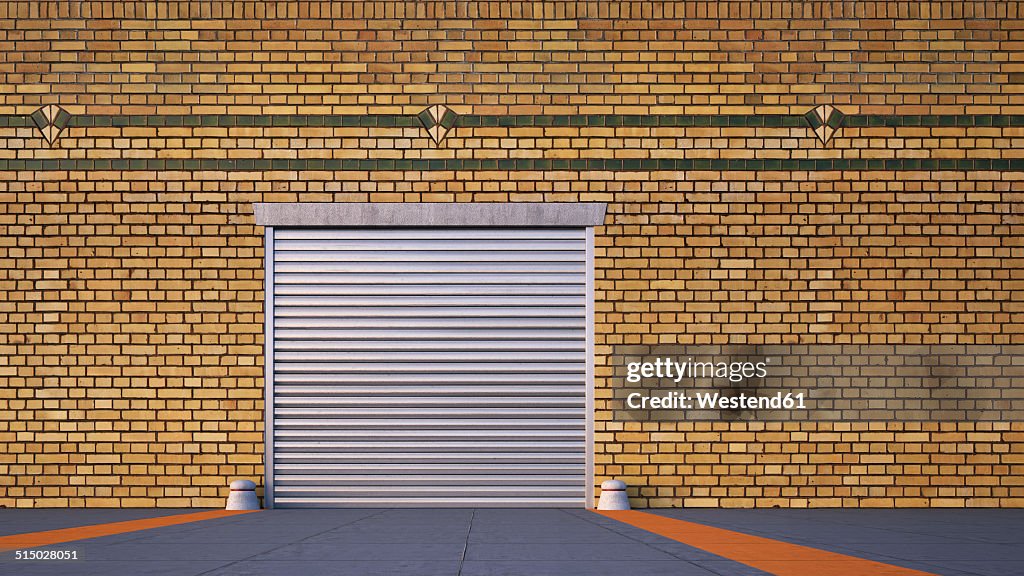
[1,1,1023,507]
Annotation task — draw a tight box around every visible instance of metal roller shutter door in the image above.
[267,228,589,507]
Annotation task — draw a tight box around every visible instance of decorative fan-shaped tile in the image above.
[416,104,459,145]
[804,105,845,146]
[30,104,71,145]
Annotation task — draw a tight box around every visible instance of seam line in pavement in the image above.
[595,510,940,576]
[456,509,475,576]
[561,509,718,573]
[0,510,257,552]
[192,509,389,576]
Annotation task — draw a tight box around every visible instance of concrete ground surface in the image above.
[0,508,1020,575]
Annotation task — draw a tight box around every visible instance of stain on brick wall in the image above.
[0,1,1022,507]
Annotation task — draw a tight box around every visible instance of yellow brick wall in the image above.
[0,1,1022,507]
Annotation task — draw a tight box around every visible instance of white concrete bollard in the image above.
[225,479,261,510]
[597,479,630,510]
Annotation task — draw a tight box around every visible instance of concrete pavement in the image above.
[0,508,1020,575]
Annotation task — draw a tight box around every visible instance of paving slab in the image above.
[202,559,463,576]
[458,560,722,576]
[249,542,468,561]
[917,561,1024,576]
[465,542,678,561]
[0,560,231,576]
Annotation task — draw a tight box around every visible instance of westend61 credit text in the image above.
[624,357,808,412]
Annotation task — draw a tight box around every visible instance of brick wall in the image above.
[1,1,1022,507]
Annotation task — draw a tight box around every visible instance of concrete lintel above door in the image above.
[253,202,607,227]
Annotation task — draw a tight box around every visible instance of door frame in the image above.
[257,202,607,509]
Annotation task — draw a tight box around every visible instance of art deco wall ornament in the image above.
[804,104,845,146]
[31,104,71,145]
[417,104,459,146]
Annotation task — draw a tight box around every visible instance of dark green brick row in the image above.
[64,115,422,128]
[2,157,1023,172]
[0,115,33,127]
[57,114,808,128]
[844,115,1024,128]
[8,113,1024,129]
[456,114,809,128]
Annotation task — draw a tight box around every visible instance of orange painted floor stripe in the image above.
[596,510,938,576]
[0,509,257,552]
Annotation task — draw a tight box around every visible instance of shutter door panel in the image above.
[271,227,587,507]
